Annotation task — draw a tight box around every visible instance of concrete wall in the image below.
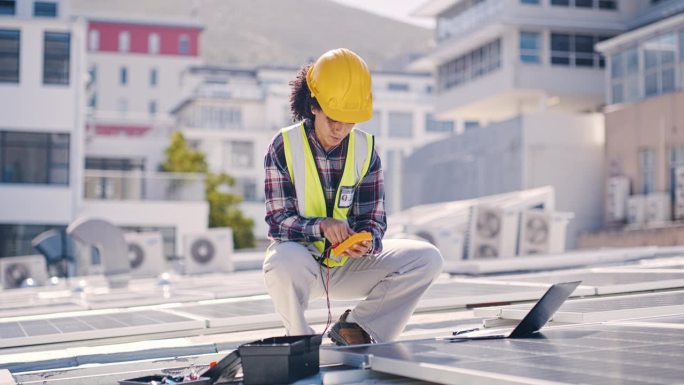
[401,117,524,209]
[522,112,605,247]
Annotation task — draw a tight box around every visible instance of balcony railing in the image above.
[84,170,206,201]
[436,0,505,42]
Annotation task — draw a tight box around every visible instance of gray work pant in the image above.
[262,239,444,343]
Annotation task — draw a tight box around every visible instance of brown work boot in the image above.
[328,309,373,346]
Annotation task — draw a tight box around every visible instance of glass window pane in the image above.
[626,49,639,74]
[0,29,20,83]
[551,33,570,51]
[645,48,659,69]
[575,0,593,7]
[599,0,617,9]
[43,32,70,85]
[551,0,569,5]
[662,68,675,93]
[644,73,658,96]
[611,52,623,79]
[34,2,57,17]
[520,32,540,50]
[0,1,16,15]
[575,35,594,53]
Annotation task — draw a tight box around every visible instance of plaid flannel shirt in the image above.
[264,121,386,255]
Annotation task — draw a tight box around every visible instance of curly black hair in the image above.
[288,64,321,123]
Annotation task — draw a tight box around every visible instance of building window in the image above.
[0,131,70,185]
[359,110,381,135]
[33,2,57,17]
[438,38,501,91]
[148,100,157,116]
[464,120,481,131]
[0,224,67,258]
[520,0,540,4]
[235,177,258,201]
[148,33,160,54]
[643,32,677,97]
[149,68,157,86]
[179,34,189,55]
[388,82,409,91]
[425,113,454,133]
[551,0,616,9]
[229,141,254,168]
[43,32,70,85]
[550,32,610,68]
[520,31,541,64]
[639,148,656,194]
[0,1,16,15]
[118,31,130,52]
[388,112,413,138]
[88,29,99,51]
[0,29,20,83]
[88,93,96,108]
[200,106,241,129]
[610,47,639,104]
[120,67,127,85]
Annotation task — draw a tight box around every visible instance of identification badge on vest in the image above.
[338,186,355,208]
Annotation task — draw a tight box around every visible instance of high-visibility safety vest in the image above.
[281,122,374,267]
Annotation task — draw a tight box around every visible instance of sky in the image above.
[330,0,436,29]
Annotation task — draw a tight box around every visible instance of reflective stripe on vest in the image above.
[281,122,373,267]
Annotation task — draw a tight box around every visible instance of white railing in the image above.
[83,170,206,201]
[436,0,506,42]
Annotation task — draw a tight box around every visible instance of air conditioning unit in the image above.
[0,255,48,289]
[467,205,519,259]
[518,210,572,256]
[411,225,464,261]
[627,195,646,226]
[183,228,234,274]
[674,166,684,220]
[645,192,671,224]
[606,176,630,222]
[124,232,167,278]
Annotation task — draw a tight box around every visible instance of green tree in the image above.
[162,132,255,249]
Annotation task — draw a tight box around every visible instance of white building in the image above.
[173,65,458,241]
[78,14,207,257]
[0,0,86,257]
[0,4,208,259]
[404,0,672,247]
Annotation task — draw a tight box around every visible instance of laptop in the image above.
[450,281,582,340]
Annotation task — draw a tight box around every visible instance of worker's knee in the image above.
[417,242,444,278]
[263,242,312,282]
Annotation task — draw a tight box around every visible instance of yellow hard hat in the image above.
[306,48,373,123]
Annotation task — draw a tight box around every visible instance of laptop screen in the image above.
[508,281,582,338]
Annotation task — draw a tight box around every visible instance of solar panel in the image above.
[322,324,684,385]
[0,310,205,348]
[80,289,214,310]
[474,290,684,323]
[489,269,684,295]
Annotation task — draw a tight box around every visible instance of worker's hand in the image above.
[320,218,354,246]
[341,240,372,259]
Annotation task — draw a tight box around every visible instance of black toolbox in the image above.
[238,334,322,385]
